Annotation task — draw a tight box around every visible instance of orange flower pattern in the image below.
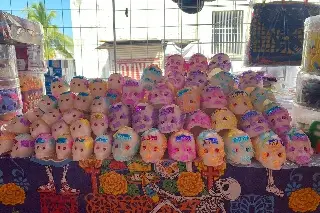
[288,188,320,213]
[99,171,128,195]
[177,172,204,196]
[0,183,26,205]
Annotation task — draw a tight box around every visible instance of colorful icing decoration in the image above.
[70,76,89,93]
[91,96,109,114]
[38,95,57,113]
[238,70,263,90]
[35,133,56,159]
[0,89,22,114]
[108,73,124,92]
[176,86,200,114]
[308,121,320,153]
[201,85,227,111]
[25,108,44,123]
[148,81,174,109]
[106,89,122,105]
[211,108,237,132]
[62,108,84,125]
[72,136,94,161]
[168,130,196,162]
[5,115,31,134]
[94,134,112,160]
[140,64,163,91]
[240,110,270,138]
[90,113,108,136]
[158,104,184,134]
[122,78,145,107]
[185,70,208,90]
[74,92,93,113]
[56,135,73,160]
[165,54,185,74]
[185,110,211,138]
[208,53,231,72]
[249,87,276,112]
[41,109,62,126]
[0,131,15,155]
[70,118,91,139]
[188,53,208,73]
[30,119,51,139]
[132,103,157,134]
[58,91,76,112]
[210,71,238,95]
[51,120,70,140]
[51,78,69,98]
[109,102,131,132]
[89,78,108,97]
[228,90,253,116]
[11,133,35,158]
[166,70,185,91]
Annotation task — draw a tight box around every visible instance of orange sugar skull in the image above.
[176,87,200,114]
[228,90,253,116]
[89,78,108,97]
[211,108,237,132]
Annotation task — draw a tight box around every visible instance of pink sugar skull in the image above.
[89,79,108,97]
[166,70,185,91]
[197,129,225,166]
[221,129,254,165]
[249,87,276,112]
[109,102,131,132]
[140,128,167,163]
[211,108,238,132]
[41,109,62,126]
[208,53,231,72]
[228,90,253,116]
[168,130,196,162]
[188,53,208,72]
[70,76,89,93]
[132,103,157,133]
[284,128,313,165]
[176,87,201,114]
[158,104,185,134]
[51,78,70,98]
[201,85,227,110]
[122,78,145,107]
[72,136,94,161]
[238,70,263,90]
[90,113,108,136]
[6,115,31,134]
[185,70,208,90]
[0,132,15,155]
[30,119,51,139]
[35,133,56,159]
[106,89,122,105]
[70,118,92,139]
[210,71,237,95]
[11,134,34,158]
[112,126,140,162]
[240,110,270,138]
[94,134,112,160]
[148,82,174,109]
[25,108,44,123]
[141,64,163,91]
[56,135,73,160]
[51,120,70,140]
[185,110,211,138]
[62,109,84,125]
[165,54,185,74]
[74,92,93,113]
[108,73,124,92]
[58,91,76,112]
[91,96,109,114]
[39,95,58,112]
[252,131,286,170]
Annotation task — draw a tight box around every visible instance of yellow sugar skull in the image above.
[211,108,237,132]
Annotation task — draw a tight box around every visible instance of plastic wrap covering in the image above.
[296,71,320,109]
[0,44,18,79]
[15,44,46,72]
[292,103,320,129]
[0,11,43,45]
[0,78,23,117]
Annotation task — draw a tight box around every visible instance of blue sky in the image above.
[2,0,73,37]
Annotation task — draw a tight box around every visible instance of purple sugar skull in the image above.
[56,135,73,160]
[35,133,56,159]
[158,104,184,134]
[185,110,211,138]
[238,70,263,90]
[109,102,131,132]
[6,115,31,134]
[201,85,227,110]
[51,120,70,140]
[165,54,185,74]
[41,109,62,126]
[188,53,208,73]
[11,134,35,158]
[210,71,238,95]
[208,53,231,72]
[90,113,108,136]
[58,91,76,112]
[25,108,44,123]
[166,70,185,91]
[0,93,19,114]
[240,110,270,138]
[30,119,51,139]
[62,108,84,125]
[168,130,196,162]
[70,76,89,93]
[94,134,112,160]
[140,64,163,91]
[185,70,208,90]
[74,92,93,113]
[122,78,144,107]
[148,82,174,109]
[132,103,157,133]
[91,96,109,114]
[39,95,58,113]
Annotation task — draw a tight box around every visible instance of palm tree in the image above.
[24,2,74,59]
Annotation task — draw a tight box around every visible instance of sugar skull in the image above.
[51,120,70,140]
[165,54,185,74]
[208,53,231,72]
[252,131,286,170]
[106,89,122,105]
[30,119,51,139]
[185,110,211,138]
[70,76,89,93]
[58,91,76,112]
[109,102,131,132]
[188,53,208,72]
[70,118,92,139]
[158,104,185,134]
[72,136,94,161]
[11,134,35,158]
[176,87,200,114]
[62,108,84,125]
[132,103,157,134]
[148,81,174,109]
[210,71,238,95]
[74,92,93,113]
[41,109,62,126]
[185,70,208,90]
[166,70,185,91]
[284,128,313,165]
[35,133,56,159]
[89,78,108,97]
[221,129,254,165]
[228,90,253,116]
[211,108,237,132]
[112,126,140,162]
[249,87,276,112]
[196,129,225,166]
[90,113,108,136]
[91,96,109,114]
[56,135,73,160]
[94,135,112,160]
[51,78,70,98]
[0,132,15,155]
[108,73,124,92]
[25,108,44,123]
[6,115,31,134]
[140,128,167,163]
[238,70,263,90]
[240,110,270,138]
[201,85,227,110]
[141,64,163,91]
[39,95,58,112]
[168,130,196,162]
[308,121,320,153]
[122,78,145,107]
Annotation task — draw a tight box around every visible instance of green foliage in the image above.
[162,179,178,194]
[177,162,187,172]
[127,184,140,196]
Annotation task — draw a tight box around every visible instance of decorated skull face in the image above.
[212,178,241,201]
[238,70,263,90]
[208,53,231,73]
[41,109,62,126]
[158,104,184,134]
[197,129,225,167]
[51,120,70,140]
[94,135,112,160]
[11,134,34,158]
[210,71,237,95]
[72,136,94,161]
[201,85,227,110]
[51,78,70,98]
[39,95,58,112]
[140,128,167,163]
[6,115,31,134]
[122,78,145,107]
[188,53,208,72]
[165,54,185,74]
[109,102,131,132]
[284,128,313,165]
[70,118,92,139]
[249,87,276,112]
[30,119,51,139]
[108,73,124,92]
[35,133,56,159]
[140,64,163,91]
[90,113,108,136]
[25,108,44,123]
[240,110,270,138]
[176,87,200,114]
[70,76,89,93]
[58,91,76,112]
[74,92,93,113]
[89,79,108,97]
[211,108,237,132]
[106,89,122,105]
[0,132,15,155]
[132,103,157,134]
[185,110,211,138]
[148,81,174,109]
[112,126,140,162]
[228,90,253,116]
[91,96,109,114]
[166,70,185,91]
[62,109,84,125]
[252,131,286,170]
[56,135,73,160]
[221,129,254,165]
[185,70,208,90]
[168,130,196,162]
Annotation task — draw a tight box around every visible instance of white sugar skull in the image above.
[112,126,140,162]
[122,78,145,107]
[39,95,58,112]
[74,92,93,113]
[90,113,108,136]
[158,104,184,134]
[51,78,70,98]
[91,96,109,114]
[188,53,208,72]
[25,108,44,123]
[141,64,163,91]
[62,108,84,125]
[176,87,201,114]
[211,108,237,132]
[0,132,15,155]
[6,115,31,134]
[228,90,253,116]
[30,119,51,139]
[212,178,241,201]
[41,109,62,126]
[185,110,211,138]
[148,81,174,109]
[94,135,112,160]
[106,89,122,105]
[165,54,185,74]
[208,53,231,72]
[56,135,73,160]
[58,91,76,112]
[132,103,157,134]
[108,73,124,92]
[166,70,185,91]
[201,85,227,111]
[70,76,89,93]
[51,120,70,140]
[238,70,263,90]
[70,118,92,139]
[185,70,208,90]
[72,136,94,161]
[240,110,270,138]
[249,87,276,112]
[11,134,35,158]
[168,130,196,162]
[109,102,131,132]
[89,78,108,97]
[210,71,237,95]
[35,133,56,159]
